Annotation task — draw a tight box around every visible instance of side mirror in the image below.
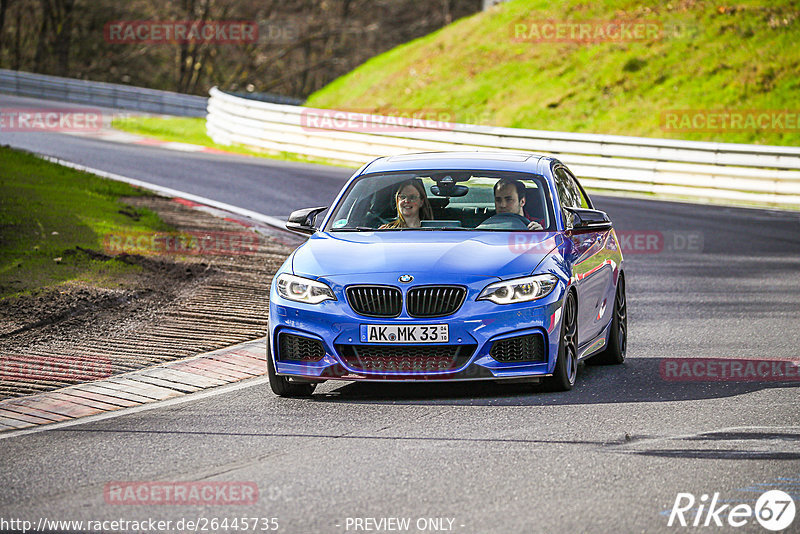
[286,206,328,235]
[564,207,612,232]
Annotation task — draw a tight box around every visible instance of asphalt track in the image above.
[1,94,800,533]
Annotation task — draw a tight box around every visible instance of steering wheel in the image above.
[363,210,391,228]
[477,212,531,230]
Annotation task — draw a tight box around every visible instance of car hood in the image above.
[291,231,560,280]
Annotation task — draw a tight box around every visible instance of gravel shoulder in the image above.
[0,196,297,399]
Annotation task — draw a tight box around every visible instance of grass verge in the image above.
[307,0,800,146]
[0,146,173,299]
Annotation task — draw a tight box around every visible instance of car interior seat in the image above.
[524,187,548,226]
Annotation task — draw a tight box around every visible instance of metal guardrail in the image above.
[226,91,302,107]
[207,87,800,208]
[0,69,208,117]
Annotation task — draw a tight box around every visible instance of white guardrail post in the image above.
[206,87,800,208]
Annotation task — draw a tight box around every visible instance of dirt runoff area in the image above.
[0,196,301,400]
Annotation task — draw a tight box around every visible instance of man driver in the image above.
[493,178,543,230]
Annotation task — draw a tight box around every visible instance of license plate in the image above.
[361,324,449,343]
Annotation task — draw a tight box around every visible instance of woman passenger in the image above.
[380,179,434,229]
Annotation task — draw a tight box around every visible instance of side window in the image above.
[555,167,591,228]
[555,167,589,209]
[564,168,590,208]
[554,168,574,227]
[554,168,574,209]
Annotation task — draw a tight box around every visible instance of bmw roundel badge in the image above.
[398,274,414,283]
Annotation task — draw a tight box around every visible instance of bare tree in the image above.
[0,0,10,47]
[31,0,76,75]
[54,0,75,76]
[11,1,21,69]
[0,0,482,98]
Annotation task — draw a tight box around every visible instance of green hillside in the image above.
[306,0,800,146]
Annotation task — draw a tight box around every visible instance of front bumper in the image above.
[269,273,566,382]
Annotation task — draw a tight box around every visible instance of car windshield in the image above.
[325,170,555,232]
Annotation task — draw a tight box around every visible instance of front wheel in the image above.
[587,274,626,365]
[544,291,578,391]
[267,337,316,397]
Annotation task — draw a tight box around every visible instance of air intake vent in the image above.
[336,344,475,373]
[490,334,545,362]
[406,286,466,318]
[278,333,325,362]
[346,285,402,317]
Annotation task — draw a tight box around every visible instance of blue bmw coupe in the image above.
[268,152,626,396]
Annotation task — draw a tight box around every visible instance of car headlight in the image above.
[276,273,336,304]
[477,274,558,305]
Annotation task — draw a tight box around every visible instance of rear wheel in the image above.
[545,291,578,391]
[587,274,627,365]
[267,337,316,397]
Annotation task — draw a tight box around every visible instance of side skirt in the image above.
[577,319,613,361]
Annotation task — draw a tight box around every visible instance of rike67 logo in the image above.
[668,490,795,531]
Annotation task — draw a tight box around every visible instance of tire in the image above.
[587,274,627,365]
[267,336,316,397]
[544,290,578,391]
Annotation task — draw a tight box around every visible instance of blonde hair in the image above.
[381,179,433,228]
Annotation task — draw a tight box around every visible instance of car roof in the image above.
[361,151,553,175]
